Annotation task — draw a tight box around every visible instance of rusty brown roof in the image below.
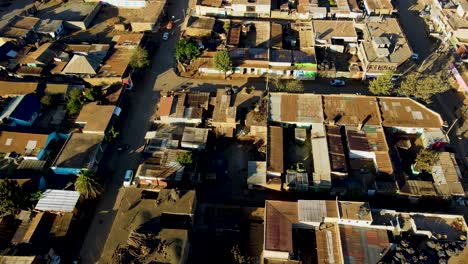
[0,81,38,97]
[98,47,132,77]
[158,96,174,117]
[268,126,284,174]
[265,200,298,252]
[323,95,381,126]
[0,131,49,157]
[378,97,443,129]
[399,180,437,197]
[316,223,342,264]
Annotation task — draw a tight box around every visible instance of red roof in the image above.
[158,96,174,117]
[265,201,298,252]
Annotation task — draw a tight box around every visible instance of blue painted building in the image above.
[51,133,105,175]
[0,94,40,126]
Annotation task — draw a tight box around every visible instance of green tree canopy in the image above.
[75,170,103,200]
[400,73,450,103]
[67,88,84,115]
[84,87,102,101]
[129,46,150,69]
[214,50,232,78]
[175,38,200,63]
[177,152,193,166]
[0,180,31,217]
[369,71,394,95]
[223,22,230,33]
[414,148,439,173]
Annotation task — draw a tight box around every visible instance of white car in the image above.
[123,170,134,187]
[330,79,346,86]
[411,53,419,60]
[162,32,170,41]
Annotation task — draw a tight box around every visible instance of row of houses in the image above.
[263,199,468,263]
[186,16,413,79]
[155,89,465,199]
[424,0,468,46]
[194,0,396,19]
[0,33,143,85]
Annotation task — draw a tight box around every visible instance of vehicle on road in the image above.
[162,32,169,41]
[123,170,134,187]
[330,79,346,86]
[411,53,419,60]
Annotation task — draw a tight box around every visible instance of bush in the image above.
[40,95,54,107]
[177,152,193,166]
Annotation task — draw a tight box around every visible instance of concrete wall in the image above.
[231,4,270,17]
[195,5,226,17]
[131,22,155,32]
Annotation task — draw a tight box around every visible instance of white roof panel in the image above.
[35,189,80,212]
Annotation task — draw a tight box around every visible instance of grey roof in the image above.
[36,19,62,33]
[35,189,80,212]
[62,55,97,75]
[52,133,104,169]
[17,159,47,171]
[298,200,328,223]
[247,161,267,185]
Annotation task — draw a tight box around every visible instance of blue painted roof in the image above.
[10,94,40,121]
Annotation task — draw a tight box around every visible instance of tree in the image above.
[84,87,101,101]
[175,38,200,63]
[414,148,439,173]
[177,152,193,166]
[0,180,29,217]
[223,22,230,33]
[214,50,232,78]
[75,170,103,200]
[129,46,150,69]
[40,95,55,107]
[67,88,84,115]
[400,73,450,103]
[369,71,394,95]
[106,126,119,142]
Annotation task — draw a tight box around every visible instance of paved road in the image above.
[78,0,190,262]
[397,0,468,173]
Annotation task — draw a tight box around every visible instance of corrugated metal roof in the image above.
[158,96,174,117]
[379,97,443,129]
[269,93,323,124]
[312,136,332,186]
[298,200,327,223]
[267,126,283,174]
[339,225,390,264]
[265,201,298,252]
[35,189,80,212]
[326,126,348,175]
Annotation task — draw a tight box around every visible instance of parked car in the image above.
[330,79,346,86]
[411,53,419,60]
[162,32,170,41]
[123,170,134,187]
